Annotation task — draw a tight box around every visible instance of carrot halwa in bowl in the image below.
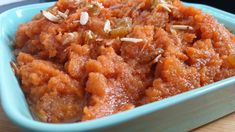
[9,0,235,123]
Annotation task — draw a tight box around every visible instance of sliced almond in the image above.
[104,20,111,33]
[158,4,171,12]
[41,10,60,22]
[120,38,143,43]
[80,12,89,25]
[171,25,193,30]
[57,9,69,19]
[152,54,162,64]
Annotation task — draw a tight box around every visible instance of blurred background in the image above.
[183,0,234,13]
[0,0,234,13]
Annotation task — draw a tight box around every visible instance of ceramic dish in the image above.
[1,2,235,132]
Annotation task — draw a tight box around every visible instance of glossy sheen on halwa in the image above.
[13,0,235,123]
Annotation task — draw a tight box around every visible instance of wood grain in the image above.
[194,113,235,132]
[0,107,20,132]
[1,106,235,132]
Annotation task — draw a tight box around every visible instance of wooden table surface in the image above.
[1,106,235,132]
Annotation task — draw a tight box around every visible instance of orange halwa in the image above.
[13,0,235,123]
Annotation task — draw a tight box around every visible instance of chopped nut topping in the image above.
[104,20,111,33]
[120,38,143,43]
[152,54,162,64]
[158,3,172,12]
[41,10,60,22]
[80,12,89,25]
[171,25,194,30]
[57,9,69,19]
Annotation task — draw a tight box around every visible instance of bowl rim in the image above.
[1,2,235,132]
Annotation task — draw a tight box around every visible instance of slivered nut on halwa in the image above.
[120,38,144,43]
[171,25,194,30]
[41,10,60,22]
[57,9,69,19]
[104,20,111,33]
[80,12,89,25]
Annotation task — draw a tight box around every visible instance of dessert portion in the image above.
[12,0,235,123]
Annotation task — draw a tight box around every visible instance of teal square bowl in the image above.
[1,2,235,132]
